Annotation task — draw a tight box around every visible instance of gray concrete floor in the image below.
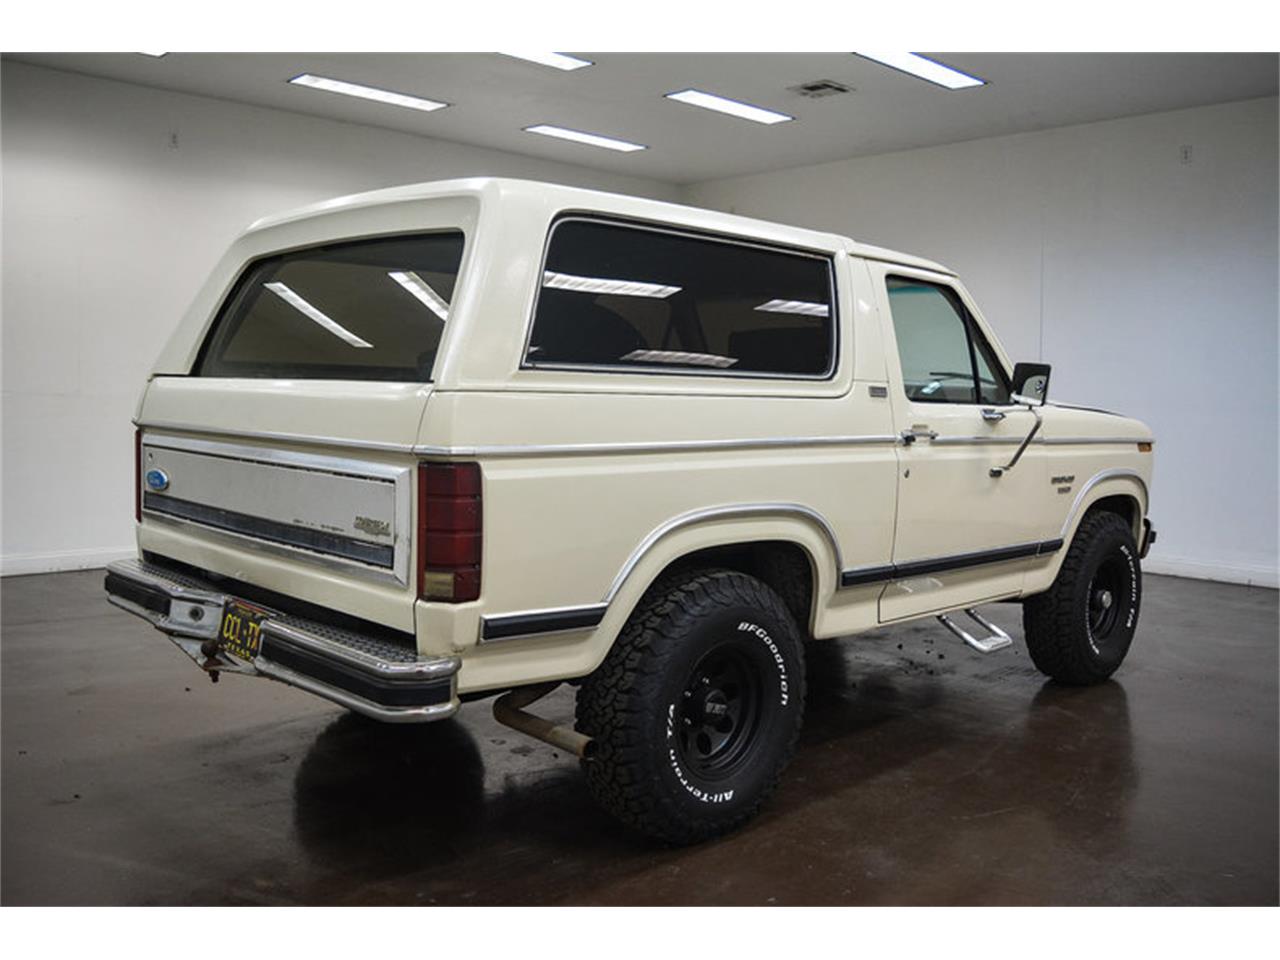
[1,568,1276,905]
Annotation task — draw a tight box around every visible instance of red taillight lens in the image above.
[134,429,142,523]
[418,463,481,602]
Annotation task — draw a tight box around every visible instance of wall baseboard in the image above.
[1144,556,1279,589]
[1,547,135,577]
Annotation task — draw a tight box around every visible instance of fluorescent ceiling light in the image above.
[501,52,593,71]
[289,74,448,112]
[755,298,830,317]
[623,349,737,369]
[665,89,793,125]
[524,124,646,153]
[544,270,679,299]
[389,271,449,320]
[853,52,986,90]
[264,282,372,348]
[137,51,168,58]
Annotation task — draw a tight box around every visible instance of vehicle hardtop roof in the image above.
[246,177,955,276]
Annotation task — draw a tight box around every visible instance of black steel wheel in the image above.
[576,569,805,844]
[675,641,766,779]
[1086,551,1132,650]
[1024,510,1142,685]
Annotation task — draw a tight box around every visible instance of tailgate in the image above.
[140,433,411,582]
[135,377,430,631]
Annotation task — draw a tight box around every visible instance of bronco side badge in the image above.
[144,468,170,492]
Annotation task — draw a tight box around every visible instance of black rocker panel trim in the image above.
[482,605,607,642]
[839,564,898,587]
[840,539,1063,588]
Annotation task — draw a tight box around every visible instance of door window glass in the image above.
[886,277,1010,404]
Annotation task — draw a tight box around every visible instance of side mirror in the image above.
[1011,362,1051,405]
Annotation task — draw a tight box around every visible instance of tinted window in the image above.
[886,277,1010,404]
[197,232,464,382]
[526,220,835,377]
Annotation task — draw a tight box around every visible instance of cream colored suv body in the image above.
[105,178,1153,836]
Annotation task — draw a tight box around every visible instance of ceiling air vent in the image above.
[788,79,852,99]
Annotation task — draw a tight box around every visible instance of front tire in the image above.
[576,569,806,844]
[1023,511,1142,685]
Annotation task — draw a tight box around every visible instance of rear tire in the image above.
[1023,511,1141,685]
[576,569,805,845]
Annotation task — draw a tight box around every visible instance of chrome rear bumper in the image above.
[104,558,459,723]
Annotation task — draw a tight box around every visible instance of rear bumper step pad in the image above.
[104,558,458,723]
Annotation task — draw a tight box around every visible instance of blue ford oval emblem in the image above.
[145,468,170,492]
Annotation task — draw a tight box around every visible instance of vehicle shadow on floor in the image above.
[286,637,1138,901]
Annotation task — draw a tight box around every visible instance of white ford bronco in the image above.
[106,178,1156,843]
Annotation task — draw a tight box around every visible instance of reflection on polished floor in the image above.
[2,569,1276,905]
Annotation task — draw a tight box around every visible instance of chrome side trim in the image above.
[135,420,417,454]
[603,503,843,604]
[932,435,1026,446]
[1058,468,1149,541]
[414,435,900,458]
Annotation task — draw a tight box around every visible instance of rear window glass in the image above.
[196,232,465,382]
[525,219,835,377]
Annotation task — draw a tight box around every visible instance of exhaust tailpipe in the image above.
[493,682,596,760]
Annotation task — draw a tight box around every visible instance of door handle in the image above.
[981,408,1006,422]
[900,428,938,445]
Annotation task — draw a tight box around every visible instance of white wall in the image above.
[4,61,1276,587]
[0,61,681,575]
[686,97,1279,587]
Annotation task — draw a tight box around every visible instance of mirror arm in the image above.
[989,402,1042,478]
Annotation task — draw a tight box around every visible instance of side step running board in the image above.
[936,608,1014,654]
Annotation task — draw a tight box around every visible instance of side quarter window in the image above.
[885,276,1010,405]
[525,219,836,378]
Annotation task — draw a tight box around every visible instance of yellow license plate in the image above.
[218,599,266,662]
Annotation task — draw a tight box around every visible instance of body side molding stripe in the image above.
[839,564,897,587]
[480,603,608,643]
[840,538,1064,588]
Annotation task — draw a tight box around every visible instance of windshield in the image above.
[195,232,465,382]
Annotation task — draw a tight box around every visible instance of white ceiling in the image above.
[9,52,1277,184]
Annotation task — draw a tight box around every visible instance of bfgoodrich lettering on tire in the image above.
[1023,511,1142,685]
[575,569,806,844]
